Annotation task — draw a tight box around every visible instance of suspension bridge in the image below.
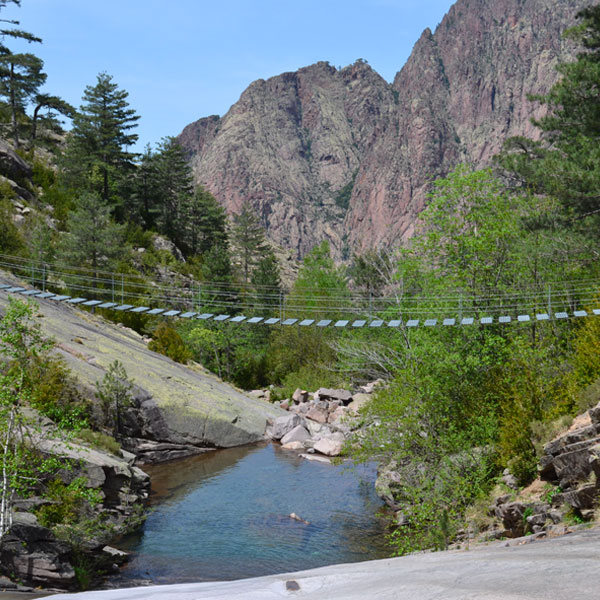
[1,253,599,329]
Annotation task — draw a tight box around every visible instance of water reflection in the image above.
[115,443,389,585]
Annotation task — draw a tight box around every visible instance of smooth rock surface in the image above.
[47,527,600,599]
[0,279,285,453]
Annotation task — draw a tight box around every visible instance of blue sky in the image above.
[5,0,453,151]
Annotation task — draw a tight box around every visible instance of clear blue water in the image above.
[115,443,389,585]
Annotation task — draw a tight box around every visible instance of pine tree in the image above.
[231,201,268,282]
[251,248,281,315]
[0,51,45,148]
[58,192,126,288]
[62,72,139,207]
[182,186,228,257]
[152,136,193,246]
[498,6,600,222]
[129,144,161,229]
[30,93,74,147]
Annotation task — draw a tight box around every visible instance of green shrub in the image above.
[148,321,191,363]
[36,477,102,528]
[0,196,26,256]
[76,429,121,455]
[29,356,91,430]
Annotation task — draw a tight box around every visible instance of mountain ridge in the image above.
[178,0,592,260]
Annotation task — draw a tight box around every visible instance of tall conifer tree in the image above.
[63,72,139,208]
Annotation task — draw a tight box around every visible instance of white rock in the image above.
[300,453,331,464]
[313,437,344,457]
[282,441,304,451]
[281,425,310,445]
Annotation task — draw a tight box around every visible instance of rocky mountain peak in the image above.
[178,0,592,260]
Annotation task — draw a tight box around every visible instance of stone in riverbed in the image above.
[300,453,331,464]
[313,436,344,457]
[281,425,310,446]
[282,441,305,451]
[269,414,303,440]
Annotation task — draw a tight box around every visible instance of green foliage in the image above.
[0,196,26,255]
[272,363,346,403]
[266,326,337,386]
[286,240,349,318]
[148,321,191,364]
[251,247,281,316]
[334,170,357,210]
[150,136,194,245]
[231,201,269,283]
[76,429,121,456]
[183,185,228,258]
[0,299,56,535]
[28,355,90,430]
[497,6,600,228]
[61,71,139,206]
[95,360,134,438]
[570,309,600,389]
[36,477,102,528]
[58,191,127,283]
[494,334,571,485]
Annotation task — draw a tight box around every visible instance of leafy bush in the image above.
[148,321,191,363]
[0,196,26,256]
[76,428,121,455]
[29,355,91,430]
[36,477,102,528]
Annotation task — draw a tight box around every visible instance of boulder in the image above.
[0,139,32,181]
[328,406,347,423]
[34,436,150,510]
[269,414,303,440]
[306,405,329,424]
[553,444,599,488]
[313,433,345,457]
[305,420,326,437]
[280,425,310,446]
[0,289,287,455]
[588,402,600,425]
[300,453,331,464]
[0,513,76,590]
[292,388,309,403]
[282,441,305,451]
[359,380,384,394]
[152,234,185,262]
[562,484,598,510]
[315,388,353,405]
[348,392,371,413]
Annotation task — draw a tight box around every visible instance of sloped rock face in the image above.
[179,0,591,260]
[0,279,286,462]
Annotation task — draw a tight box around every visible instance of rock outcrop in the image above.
[268,383,379,457]
[0,513,76,590]
[179,0,592,260]
[0,276,286,463]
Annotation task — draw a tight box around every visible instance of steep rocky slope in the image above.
[179,0,591,260]
[0,274,284,462]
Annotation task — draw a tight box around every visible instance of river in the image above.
[112,442,389,586]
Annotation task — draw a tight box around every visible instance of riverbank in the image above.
[45,526,600,599]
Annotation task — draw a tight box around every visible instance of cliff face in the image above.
[179,0,591,259]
